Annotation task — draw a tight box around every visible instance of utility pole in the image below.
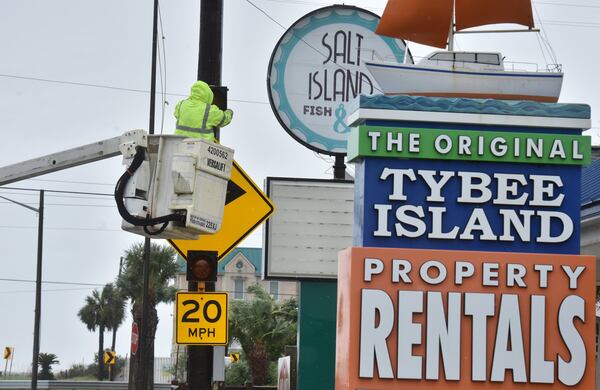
[110,256,123,381]
[31,190,44,390]
[187,2,224,389]
[0,192,45,390]
[138,0,159,389]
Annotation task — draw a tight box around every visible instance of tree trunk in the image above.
[110,321,118,381]
[128,300,158,389]
[248,342,268,385]
[98,325,105,381]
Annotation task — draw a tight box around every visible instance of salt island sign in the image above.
[267,5,409,155]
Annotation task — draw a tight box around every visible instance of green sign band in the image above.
[347,126,591,165]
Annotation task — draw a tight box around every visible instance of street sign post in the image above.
[170,161,274,260]
[130,322,139,356]
[176,292,228,345]
[3,347,13,379]
[103,350,116,383]
[103,351,116,365]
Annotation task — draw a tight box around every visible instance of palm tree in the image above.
[229,284,297,385]
[117,242,178,389]
[38,353,59,380]
[78,283,126,380]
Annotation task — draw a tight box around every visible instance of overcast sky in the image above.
[0,0,598,374]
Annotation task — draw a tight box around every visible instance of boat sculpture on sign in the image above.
[366,0,563,102]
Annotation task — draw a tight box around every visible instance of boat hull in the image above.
[365,61,563,103]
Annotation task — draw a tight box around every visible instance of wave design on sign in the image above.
[356,95,591,119]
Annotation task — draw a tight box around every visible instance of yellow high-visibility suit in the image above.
[174,80,233,142]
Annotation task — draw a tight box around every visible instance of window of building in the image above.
[269,281,279,300]
[234,279,245,300]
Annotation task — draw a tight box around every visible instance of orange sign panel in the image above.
[336,247,596,390]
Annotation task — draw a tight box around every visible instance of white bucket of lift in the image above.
[121,135,234,240]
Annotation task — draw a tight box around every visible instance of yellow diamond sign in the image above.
[169,161,275,260]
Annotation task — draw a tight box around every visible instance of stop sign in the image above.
[131,322,139,355]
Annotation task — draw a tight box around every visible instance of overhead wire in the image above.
[0,0,596,107]
[26,178,114,187]
[532,4,560,65]
[242,0,387,94]
[0,287,99,294]
[534,1,600,10]
[0,278,299,297]
[0,225,122,232]
[0,201,115,208]
[0,74,267,105]
[0,186,113,197]
[0,278,104,287]
[157,0,168,135]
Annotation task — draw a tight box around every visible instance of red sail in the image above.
[455,0,534,31]
[375,0,453,49]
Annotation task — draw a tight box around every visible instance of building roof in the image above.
[218,247,262,275]
[177,247,263,275]
[581,159,600,206]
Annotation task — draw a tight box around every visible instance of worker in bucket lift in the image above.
[174,80,233,142]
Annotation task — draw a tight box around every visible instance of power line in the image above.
[244,0,387,94]
[0,201,115,208]
[0,191,114,202]
[27,178,114,187]
[0,186,112,197]
[260,0,600,11]
[0,278,104,287]
[0,287,98,294]
[0,225,122,232]
[535,1,600,10]
[0,73,269,105]
[543,21,600,28]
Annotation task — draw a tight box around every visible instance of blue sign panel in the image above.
[353,157,582,254]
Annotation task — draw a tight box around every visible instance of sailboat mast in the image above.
[448,0,455,51]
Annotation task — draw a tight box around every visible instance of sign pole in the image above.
[9,349,14,377]
[31,190,44,390]
[187,1,223,389]
[138,0,159,388]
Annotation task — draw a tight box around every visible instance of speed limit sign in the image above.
[175,292,228,345]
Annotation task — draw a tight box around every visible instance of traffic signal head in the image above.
[187,250,218,282]
[210,85,228,110]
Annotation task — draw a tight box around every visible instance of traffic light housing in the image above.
[187,250,218,282]
[210,85,228,110]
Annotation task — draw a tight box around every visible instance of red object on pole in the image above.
[131,322,139,356]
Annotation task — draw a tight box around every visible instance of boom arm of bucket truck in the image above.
[0,130,234,240]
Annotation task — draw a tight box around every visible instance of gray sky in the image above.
[0,0,598,373]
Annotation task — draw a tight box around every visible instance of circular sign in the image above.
[131,322,139,356]
[267,5,409,155]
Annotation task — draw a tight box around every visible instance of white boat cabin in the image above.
[419,51,504,71]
